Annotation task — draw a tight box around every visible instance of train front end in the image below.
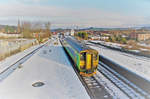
[79,49,99,76]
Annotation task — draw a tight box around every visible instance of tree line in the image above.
[20,21,51,39]
[75,31,88,40]
[108,35,127,44]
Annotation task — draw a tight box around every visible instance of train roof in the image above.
[64,36,93,52]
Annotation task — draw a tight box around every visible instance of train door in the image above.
[86,53,92,70]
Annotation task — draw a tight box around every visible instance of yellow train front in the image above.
[79,49,99,76]
[61,37,99,76]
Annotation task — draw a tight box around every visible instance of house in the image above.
[129,32,150,41]
[0,32,22,38]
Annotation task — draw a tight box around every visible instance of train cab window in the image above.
[80,53,86,60]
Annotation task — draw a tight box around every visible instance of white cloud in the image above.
[13,0,48,4]
[0,3,149,28]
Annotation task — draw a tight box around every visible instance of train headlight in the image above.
[80,53,86,60]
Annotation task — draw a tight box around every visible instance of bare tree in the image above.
[32,22,42,33]
[45,22,51,37]
[17,19,21,33]
[20,20,51,39]
[21,21,32,38]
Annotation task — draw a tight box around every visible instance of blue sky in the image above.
[0,0,150,28]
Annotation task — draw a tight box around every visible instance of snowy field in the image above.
[88,42,150,81]
[89,40,125,49]
[138,43,150,48]
[90,40,150,53]
[0,38,90,99]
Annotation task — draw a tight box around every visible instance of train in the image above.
[61,36,99,76]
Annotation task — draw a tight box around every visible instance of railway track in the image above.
[99,63,145,99]
[87,42,150,98]
[89,41,150,58]
[88,42,150,62]
[69,56,150,99]
[70,61,112,99]
[60,39,150,99]
[60,39,112,99]
[0,42,47,81]
[98,55,150,99]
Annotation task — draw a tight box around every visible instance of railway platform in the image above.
[0,39,90,99]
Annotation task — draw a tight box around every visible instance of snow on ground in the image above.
[0,39,90,99]
[0,43,43,73]
[138,43,150,48]
[88,42,150,81]
[90,40,125,49]
[95,71,129,99]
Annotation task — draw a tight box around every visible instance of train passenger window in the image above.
[80,53,86,60]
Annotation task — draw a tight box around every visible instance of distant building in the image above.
[65,32,70,36]
[90,36,100,40]
[70,29,75,36]
[0,32,22,38]
[32,32,48,38]
[89,35,109,40]
[130,32,150,41]
[137,33,150,41]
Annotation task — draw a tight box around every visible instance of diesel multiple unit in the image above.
[61,37,99,76]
